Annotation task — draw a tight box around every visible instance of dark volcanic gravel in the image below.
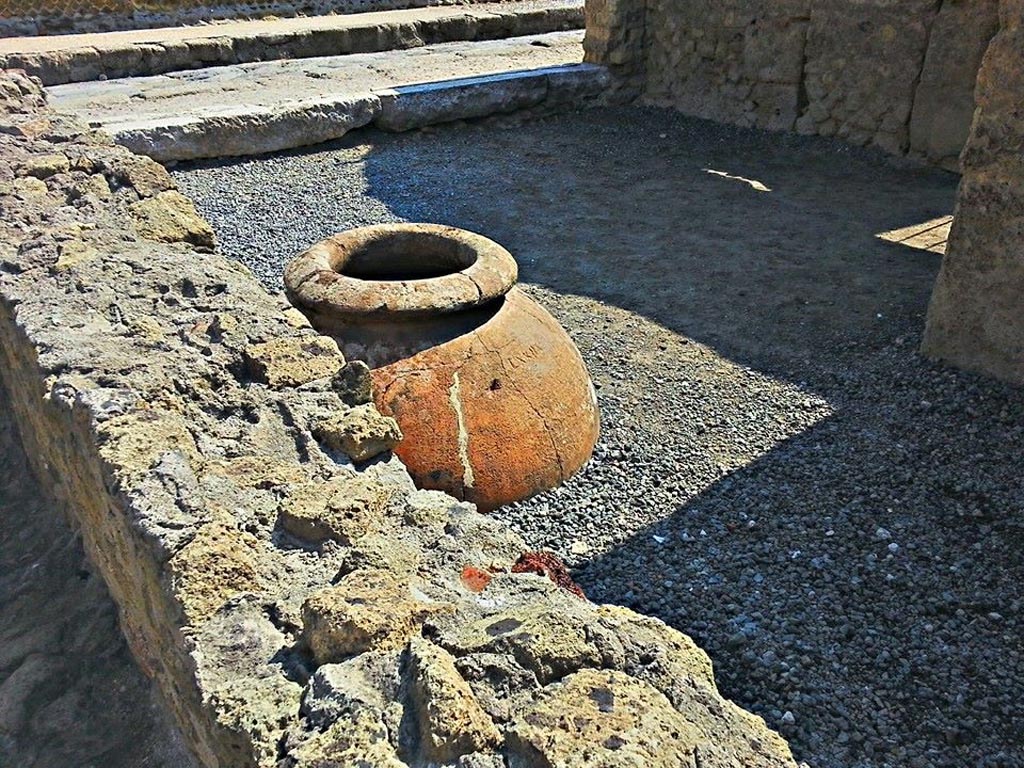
[174,107,1024,768]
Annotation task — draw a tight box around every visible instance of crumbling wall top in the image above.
[0,68,800,767]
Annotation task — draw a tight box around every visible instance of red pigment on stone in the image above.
[460,566,492,593]
[511,551,586,600]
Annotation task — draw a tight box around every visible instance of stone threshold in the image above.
[0,0,583,85]
[47,31,608,162]
[119,64,609,162]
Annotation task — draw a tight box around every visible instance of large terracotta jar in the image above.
[284,223,599,511]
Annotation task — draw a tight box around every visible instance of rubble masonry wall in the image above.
[585,0,1000,170]
[0,69,801,767]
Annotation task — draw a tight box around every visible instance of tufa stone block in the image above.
[129,190,216,248]
[244,335,344,388]
[408,637,502,763]
[278,474,396,545]
[302,570,451,664]
[313,404,402,462]
[332,359,374,406]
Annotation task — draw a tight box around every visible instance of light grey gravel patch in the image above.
[173,107,1024,768]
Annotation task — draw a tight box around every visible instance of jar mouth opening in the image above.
[340,230,478,281]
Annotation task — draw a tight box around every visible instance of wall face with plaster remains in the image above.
[586,0,999,170]
[922,1,1024,383]
[587,0,1024,381]
[0,69,802,767]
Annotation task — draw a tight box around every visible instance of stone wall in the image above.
[0,320,199,768]
[0,0,495,36]
[0,68,800,767]
[585,0,1000,170]
[584,0,1024,382]
[922,0,1024,382]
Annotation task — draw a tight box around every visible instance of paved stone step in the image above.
[48,31,607,163]
[0,0,583,86]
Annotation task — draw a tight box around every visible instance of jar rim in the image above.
[284,224,518,321]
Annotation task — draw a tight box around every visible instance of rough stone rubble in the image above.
[0,69,800,767]
[0,326,199,768]
[586,0,1000,170]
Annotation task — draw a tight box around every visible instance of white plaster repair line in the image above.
[447,370,476,490]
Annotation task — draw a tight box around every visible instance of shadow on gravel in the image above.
[355,108,1024,768]
[572,368,1024,768]
[358,108,954,388]
[174,106,1024,768]
[0,384,197,766]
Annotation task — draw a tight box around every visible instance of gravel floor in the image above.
[174,107,1024,768]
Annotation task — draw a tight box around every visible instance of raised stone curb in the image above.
[112,93,383,163]
[0,0,584,86]
[374,64,609,132]
[102,62,610,162]
[0,68,800,767]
